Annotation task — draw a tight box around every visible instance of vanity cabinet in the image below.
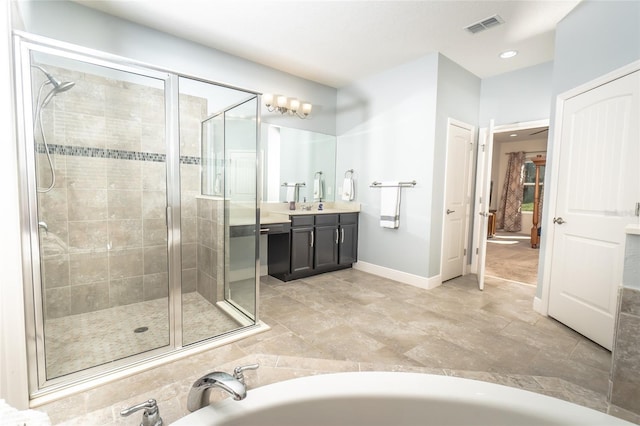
[290,216,314,275]
[268,212,358,281]
[338,213,358,265]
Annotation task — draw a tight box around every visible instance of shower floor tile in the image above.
[44,292,241,379]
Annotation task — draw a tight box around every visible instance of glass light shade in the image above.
[301,103,312,115]
[263,93,273,106]
[289,98,300,112]
[277,95,288,108]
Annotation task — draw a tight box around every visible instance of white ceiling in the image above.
[73,0,580,88]
[493,126,548,144]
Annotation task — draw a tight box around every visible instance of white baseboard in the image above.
[353,261,441,290]
[533,296,546,315]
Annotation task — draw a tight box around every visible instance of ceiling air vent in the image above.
[465,15,504,34]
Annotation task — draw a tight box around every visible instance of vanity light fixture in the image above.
[263,93,312,119]
[499,50,518,59]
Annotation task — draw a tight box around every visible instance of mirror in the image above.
[262,124,336,203]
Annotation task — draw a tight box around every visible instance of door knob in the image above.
[553,217,566,225]
[447,209,455,215]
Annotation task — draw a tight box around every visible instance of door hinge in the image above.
[481,144,486,152]
[636,202,640,217]
[476,248,479,254]
[464,249,467,256]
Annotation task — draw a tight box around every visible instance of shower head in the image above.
[41,81,76,108]
[31,64,72,89]
[31,64,75,107]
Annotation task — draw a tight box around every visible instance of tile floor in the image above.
[254,270,611,395]
[45,292,241,378]
[39,269,640,425]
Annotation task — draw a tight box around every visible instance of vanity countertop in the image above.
[626,224,640,235]
[260,214,291,225]
[284,208,360,216]
[261,202,360,222]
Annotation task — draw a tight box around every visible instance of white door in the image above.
[474,122,495,290]
[548,70,640,350]
[441,120,474,282]
[227,151,256,201]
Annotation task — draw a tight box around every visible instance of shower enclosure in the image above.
[14,33,260,396]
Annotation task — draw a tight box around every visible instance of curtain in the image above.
[497,151,526,232]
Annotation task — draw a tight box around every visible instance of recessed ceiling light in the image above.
[500,50,518,59]
[510,133,518,137]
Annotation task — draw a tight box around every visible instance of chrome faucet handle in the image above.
[233,363,259,384]
[120,399,163,426]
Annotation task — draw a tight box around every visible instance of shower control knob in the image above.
[120,399,163,426]
[233,363,259,385]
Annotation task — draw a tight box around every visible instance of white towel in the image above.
[313,178,324,201]
[285,185,297,202]
[341,177,354,201]
[214,173,222,195]
[380,182,401,229]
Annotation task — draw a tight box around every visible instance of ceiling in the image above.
[73,0,580,88]
[493,126,548,144]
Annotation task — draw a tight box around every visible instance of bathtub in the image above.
[173,372,633,425]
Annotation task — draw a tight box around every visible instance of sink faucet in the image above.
[187,364,259,412]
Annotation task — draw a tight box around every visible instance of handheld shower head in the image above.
[32,64,65,89]
[41,81,76,107]
[31,64,75,107]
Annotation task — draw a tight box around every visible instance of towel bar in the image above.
[282,182,306,187]
[370,180,416,188]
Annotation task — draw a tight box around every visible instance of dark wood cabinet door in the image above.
[290,226,313,274]
[314,225,338,270]
[339,223,358,265]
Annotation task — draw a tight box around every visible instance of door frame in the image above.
[440,118,475,282]
[471,119,549,276]
[535,59,640,316]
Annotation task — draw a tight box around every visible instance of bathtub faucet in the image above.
[187,363,259,412]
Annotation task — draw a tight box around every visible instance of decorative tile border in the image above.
[36,143,200,165]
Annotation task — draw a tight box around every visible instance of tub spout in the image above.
[188,369,251,412]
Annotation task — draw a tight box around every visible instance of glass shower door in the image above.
[178,77,258,345]
[27,51,171,381]
[224,99,259,319]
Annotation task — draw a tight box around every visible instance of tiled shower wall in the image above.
[37,65,206,319]
[195,197,225,304]
[609,231,640,416]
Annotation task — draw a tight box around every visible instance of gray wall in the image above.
[336,54,439,278]
[479,61,553,127]
[429,55,481,276]
[551,1,640,96]
[537,0,640,298]
[17,0,337,135]
[336,53,480,280]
